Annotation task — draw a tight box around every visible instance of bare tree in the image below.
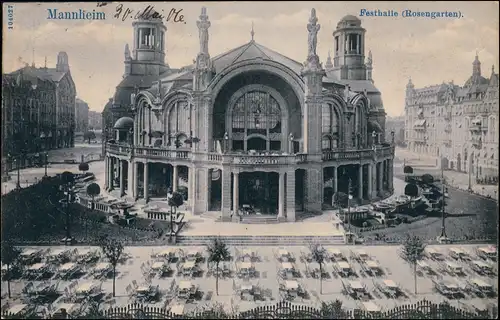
[206,237,231,295]
[98,236,124,297]
[309,243,327,294]
[1,241,21,298]
[399,234,427,294]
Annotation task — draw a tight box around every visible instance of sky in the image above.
[2,1,499,116]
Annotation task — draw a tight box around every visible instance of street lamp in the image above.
[223,132,229,153]
[14,157,20,190]
[59,171,76,244]
[43,152,48,178]
[346,178,354,244]
[439,178,449,242]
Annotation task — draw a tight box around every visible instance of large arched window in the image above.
[167,100,192,147]
[230,90,283,151]
[232,91,281,134]
[321,103,339,150]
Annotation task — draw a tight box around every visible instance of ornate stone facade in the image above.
[2,52,76,162]
[405,54,499,179]
[105,9,394,221]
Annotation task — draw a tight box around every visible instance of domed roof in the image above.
[337,15,362,28]
[340,15,360,22]
[113,117,134,129]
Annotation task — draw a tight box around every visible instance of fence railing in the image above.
[1,299,494,319]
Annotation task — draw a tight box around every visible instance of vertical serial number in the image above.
[7,5,14,30]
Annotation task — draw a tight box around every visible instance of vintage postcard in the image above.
[1,1,498,318]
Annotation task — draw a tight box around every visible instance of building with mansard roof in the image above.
[405,54,499,181]
[105,8,395,222]
[2,53,76,176]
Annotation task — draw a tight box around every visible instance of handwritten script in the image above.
[114,4,185,24]
[96,2,109,7]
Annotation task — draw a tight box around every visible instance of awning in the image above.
[368,120,382,133]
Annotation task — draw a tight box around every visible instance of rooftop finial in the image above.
[492,65,495,74]
[32,48,35,67]
[44,56,47,68]
[251,21,255,41]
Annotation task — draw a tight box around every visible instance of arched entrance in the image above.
[457,153,462,172]
[239,172,279,215]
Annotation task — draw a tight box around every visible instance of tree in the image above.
[206,237,231,296]
[309,243,327,294]
[321,299,344,318]
[98,236,124,297]
[78,162,89,175]
[403,166,414,174]
[86,183,101,210]
[404,183,419,198]
[1,241,21,298]
[404,165,414,182]
[168,191,184,241]
[399,234,427,294]
[421,173,434,185]
[332,192,348,208]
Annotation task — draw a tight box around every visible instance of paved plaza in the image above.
[1,244,497,316]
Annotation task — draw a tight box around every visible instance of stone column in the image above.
[333,166,338,193]
[377,162,383,196]
[119,160,125,197]
[358,164,363,201]
[108,157,114,191]
[388,159,394,191]
[134,162,139,199]
[104,157,109,190]
[233,172,239,215]
[278,172,285,220]
[305,167,322,213]
[188,167,193,207]
[143,162,149,203]
[367,163,373,200]
[127,160,134,196]
[286,170,296,222]
[221,168,231,221]
[172,165,178,191]
[193,168,209,215]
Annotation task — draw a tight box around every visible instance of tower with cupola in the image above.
[331,15,367,80]
[123,15,170,77]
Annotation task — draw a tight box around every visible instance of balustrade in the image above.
[106,143,392,164]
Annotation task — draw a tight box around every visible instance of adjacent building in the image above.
[88,110,102,130]
[104,9,395,222]
[385,115,405,147]
[405,54,499,180]
[75,98,89,133]
[2,52,76,169]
